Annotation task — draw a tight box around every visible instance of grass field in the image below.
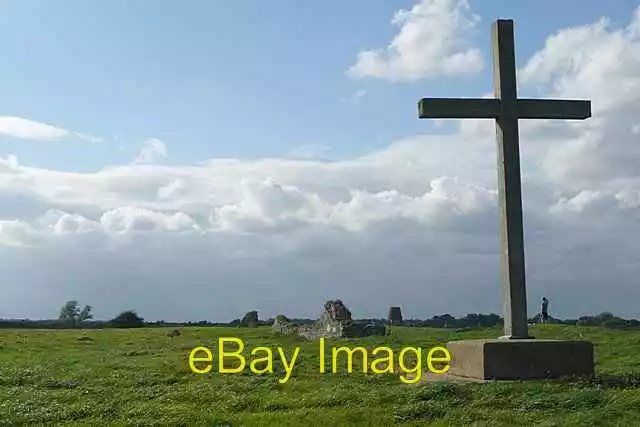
[1,325,640,426]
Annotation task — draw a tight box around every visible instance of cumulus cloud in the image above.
[38,209,101,235]
[100,207,199,233]
[133,138,168,164]
[0,220,40,247]
[518,9,640,189]
[347,0,483,81]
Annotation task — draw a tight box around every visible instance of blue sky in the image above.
[1,1,640,321]
[0,0,636,171]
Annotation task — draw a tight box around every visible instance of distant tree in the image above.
[594,312,615,325]
[58,301,94,328]
[79,305,93,323]
[59,301,81,327]
[602,316,626,328]
[578,312,615,327]
[110,310,144,328]
[629,319,640,328]
[460,313,502,328]
[577,316,596,326]
[483,313,502,327]
[428,314,455,328]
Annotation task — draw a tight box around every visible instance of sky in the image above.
[1,0,640,322]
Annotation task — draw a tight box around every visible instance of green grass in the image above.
[1,325,640,426]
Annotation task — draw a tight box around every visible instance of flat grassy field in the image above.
[1,325,639,426]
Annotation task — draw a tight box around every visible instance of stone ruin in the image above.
[241,310,259,328]
[295,299,386,340]
[271,314,296,335]
[166,328,181,338]
[321,299,351,336]
[388,306,403,324]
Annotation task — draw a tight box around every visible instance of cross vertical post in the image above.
[492,20,529,339]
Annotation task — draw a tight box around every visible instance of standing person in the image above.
[541,297,549,324]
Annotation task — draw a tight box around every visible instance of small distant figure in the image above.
[541,297,549,324]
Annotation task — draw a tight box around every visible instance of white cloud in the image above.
[340,89,368,105]
[0,116,70,140]
[287,144,333,160]
[100,207,199,233]
[38,209,101,234]
[516,7,640,191]
[0,116,102,143]
[0,220,40,247]
[73,132,104,144]
[347,0,483,81]
[133,138,168,164]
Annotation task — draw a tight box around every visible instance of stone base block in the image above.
[446,339,595,380]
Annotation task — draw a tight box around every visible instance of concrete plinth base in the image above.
[446,339,595,380]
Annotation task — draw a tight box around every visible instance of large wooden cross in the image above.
[417,19,591,339]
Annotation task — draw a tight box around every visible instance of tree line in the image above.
[0,302,638,330]
[0,300,146,329]
[58,300,146,328]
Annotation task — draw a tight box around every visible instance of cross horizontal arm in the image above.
[418,98,591,120]
[418,98,500,119]
[516,99,591,120]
